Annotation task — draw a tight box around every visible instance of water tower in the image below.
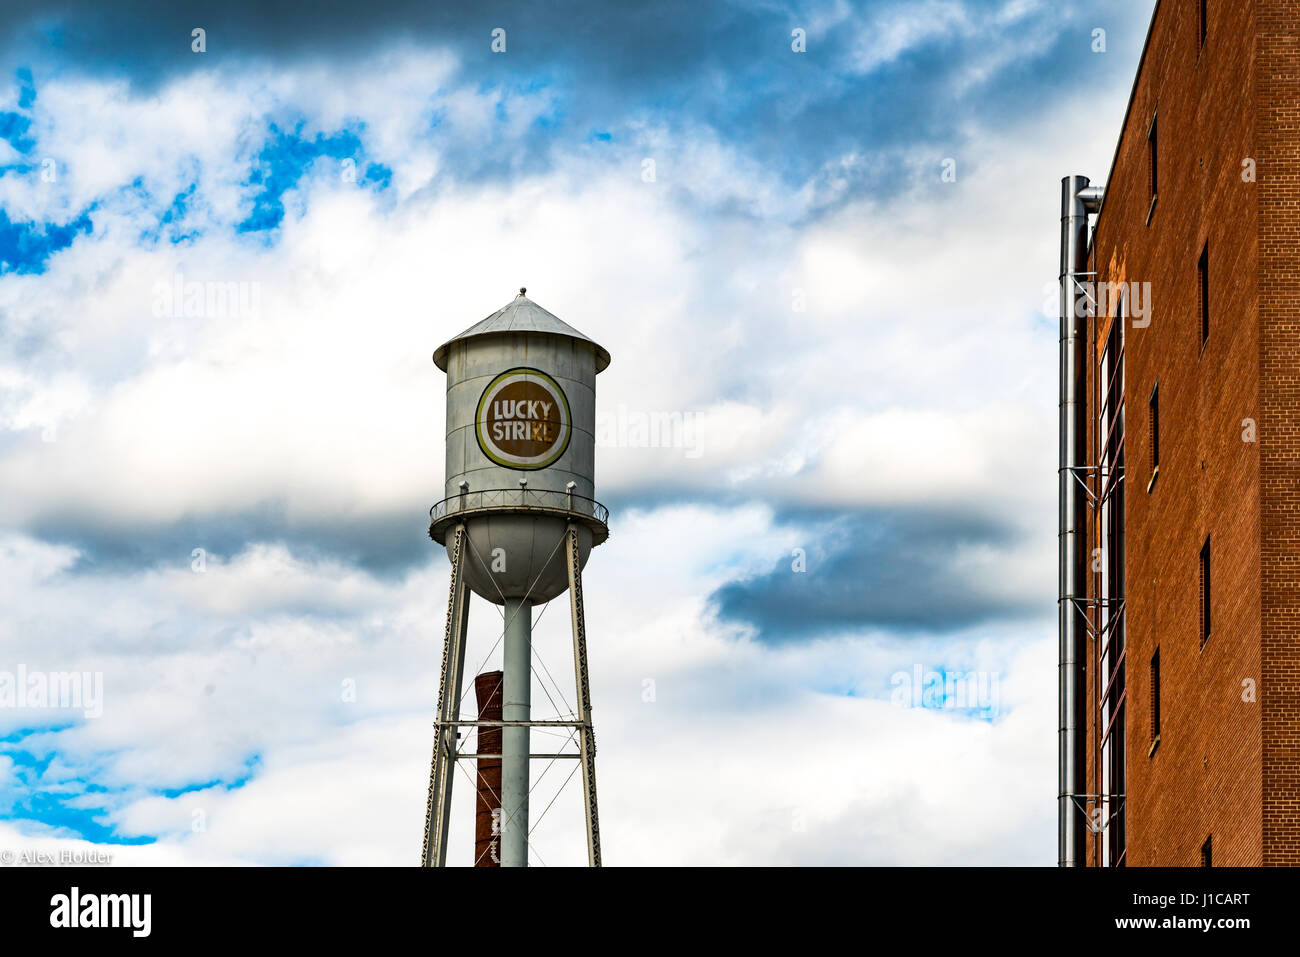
[420,289,610,867]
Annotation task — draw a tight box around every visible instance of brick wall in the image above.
[1257,0,1300,866]
[1085,0,1266,866]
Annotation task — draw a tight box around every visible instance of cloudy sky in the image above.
[0,0,1154,866]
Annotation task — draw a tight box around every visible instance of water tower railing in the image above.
[430,488,610,527]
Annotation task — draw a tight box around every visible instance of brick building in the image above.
[1059,0,1300,866]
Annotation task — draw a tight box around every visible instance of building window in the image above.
[1148,384,1159,488]
[1201,834,1212,867]
[1200,0,1208,49]
[1099,316,1127,866]
[1200,536,1212,644]
[1148,114,1158,210]
[1150,648,1161,746]
[1199,242,1209,348]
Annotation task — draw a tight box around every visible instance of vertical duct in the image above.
[501,598,531,867]
[1059,175,1103,866]
[474,671,504,867]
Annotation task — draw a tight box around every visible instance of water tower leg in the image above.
[422,524,470,867]
[566,524,602,867]
[500,596,532,867]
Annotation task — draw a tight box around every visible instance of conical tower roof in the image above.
[433,288,611,372]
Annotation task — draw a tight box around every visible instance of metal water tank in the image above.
[429,289,610,868]
[429,288,610,603]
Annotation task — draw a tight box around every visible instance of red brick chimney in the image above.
[473,671,504,867]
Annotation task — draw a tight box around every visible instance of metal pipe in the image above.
[501,598,532,867]
[1059,175,1102,867]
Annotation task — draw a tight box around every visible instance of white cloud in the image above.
[0,14,1151,865]
[847,0,975,76]
[0,508,1054,866]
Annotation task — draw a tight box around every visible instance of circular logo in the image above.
[475,367,572,470]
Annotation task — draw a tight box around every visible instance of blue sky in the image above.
[0,0,1155,865]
